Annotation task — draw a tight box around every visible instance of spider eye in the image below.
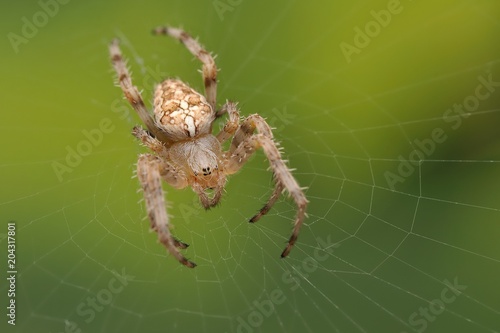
[202,166,212,176]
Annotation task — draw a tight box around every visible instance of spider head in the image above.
[169,134,226,205]
[190,157,223,189]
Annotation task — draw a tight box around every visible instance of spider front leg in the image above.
[225,116,308,258]
[109,39,169,143]
[153,26,218,111]
[137,154,196,268]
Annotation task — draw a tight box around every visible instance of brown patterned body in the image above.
[154,79,214,140]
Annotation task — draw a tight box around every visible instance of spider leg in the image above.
[224,116,308,258]
[229,114,274,153]
[172,238,189,249]
[137,154,196,267]
[226,114,282,221]
[109,39,169,143]
[153,26,218,111]
[215,107,228,119]
[133,126,189,189]
[132,126,168,158]
[249,177,285,223]
[216,101,240,143]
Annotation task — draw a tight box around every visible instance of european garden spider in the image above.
[109,26,308,268]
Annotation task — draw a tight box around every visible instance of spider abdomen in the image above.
[154,79,214,140]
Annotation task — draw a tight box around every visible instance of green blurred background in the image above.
[1,0,500,332]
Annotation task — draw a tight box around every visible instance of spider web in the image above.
[1,1,500,333]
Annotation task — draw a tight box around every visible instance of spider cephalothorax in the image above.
[110,26,308,268]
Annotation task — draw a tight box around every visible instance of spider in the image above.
[109,26,308,268]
